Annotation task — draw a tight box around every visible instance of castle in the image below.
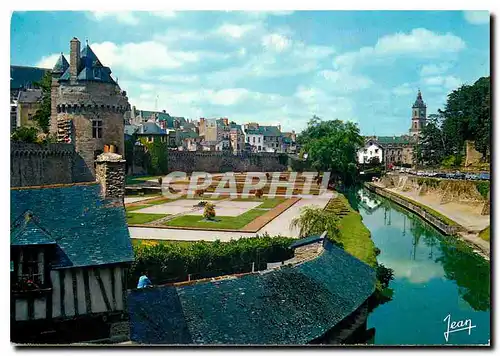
[50,37,129,182]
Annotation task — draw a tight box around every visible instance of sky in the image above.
[10,10,490,135]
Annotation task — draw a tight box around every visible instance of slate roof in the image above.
[17,89,43,104]
[374,136,412,145]
[289,234,323,249]
[412,90,426,108]
[124,124,139,136]
[52,54,69,74]
[178,130,199,140]
[246,125,281,137]
[10,183,134,269]
[11,211,56,246]
[128,240,376,345]
[58,43,115,84]
[137,122,165,135]
[10,66,50,90]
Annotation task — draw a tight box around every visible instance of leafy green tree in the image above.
[439,76,490,159]
[32,72,52,133]
[290,206,341,246]
[11,127,39,143]
[298,117,363,186]
[140,138,169,175]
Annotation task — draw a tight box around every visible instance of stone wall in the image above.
[365,183,462,235]
[167,151,288,173]
[95,153,126,200]
[11,142,75,187]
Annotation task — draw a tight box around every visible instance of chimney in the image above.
[69,37,81,80]
[95,152,126,201]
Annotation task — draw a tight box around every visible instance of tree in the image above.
[32,72,52,133]
[297,117,363,186]
[11,127,39,143]
[140,139,169,175]
[290,206,342,246]
[440,76,490,159]
[417,76,490,165]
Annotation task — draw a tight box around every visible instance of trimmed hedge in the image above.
[129,235,295,286]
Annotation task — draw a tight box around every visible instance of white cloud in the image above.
[36,53,68,69]
[422,75,463,92]
[334,28,466,69]
[215,23,259,39]
[159,74,199,84]
[90,11,140,25]
[319,70,373,92]
[392,83,414,96]
[420,63,452,77]
[262,33,292,52]
[463,11,490,25]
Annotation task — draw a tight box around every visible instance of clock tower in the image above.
[409,89,427,137]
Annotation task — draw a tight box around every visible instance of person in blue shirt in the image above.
[137,271,153,289]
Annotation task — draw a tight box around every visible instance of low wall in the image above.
[11,142,75,187]
[365,183,462,236]
[168,151,288,173]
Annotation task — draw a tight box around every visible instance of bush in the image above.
[11,127,39,143]
[255,189,264,199]
[129,234,295,285]
[376,263,394,288]
[475,181,490,199]
[203,203,216,220]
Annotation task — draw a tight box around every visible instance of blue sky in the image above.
[11,10,490,135]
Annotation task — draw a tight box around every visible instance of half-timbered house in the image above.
[11,181,134,344]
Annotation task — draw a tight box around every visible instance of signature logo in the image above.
[443,314,476,342]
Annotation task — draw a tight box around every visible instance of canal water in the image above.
[352,188,490,346]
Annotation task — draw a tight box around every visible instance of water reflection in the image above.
[355,188,490,345]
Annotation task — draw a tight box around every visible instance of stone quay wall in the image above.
[167,151,288,173]
[11,142,75,187]
[364,182,462,236]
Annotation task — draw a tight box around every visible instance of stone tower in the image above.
[409,89,427,137]
[50,37,129,182]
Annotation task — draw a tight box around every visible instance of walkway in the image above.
[128,192,334,241]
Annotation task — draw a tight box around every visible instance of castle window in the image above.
[92,119,103,138]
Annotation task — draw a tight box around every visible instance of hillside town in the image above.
[10,10,491,347]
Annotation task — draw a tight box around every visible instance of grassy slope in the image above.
[126,212,169,224]
[479,226,490,241]
[325,194,377,268]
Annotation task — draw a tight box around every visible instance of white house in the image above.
[358,141,383,164]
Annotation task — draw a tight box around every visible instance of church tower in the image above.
[50,37,130,182]
[409,89,427,137]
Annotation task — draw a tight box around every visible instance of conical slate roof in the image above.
[52,53,69,74]
[412,90,426,108]
[80,43,103,69]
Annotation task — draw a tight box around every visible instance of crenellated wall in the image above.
[167,151,288,173]
[11,142,75,187]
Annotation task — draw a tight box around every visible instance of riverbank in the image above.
[365,182,490,260]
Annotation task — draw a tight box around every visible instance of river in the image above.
[352,188,490,346]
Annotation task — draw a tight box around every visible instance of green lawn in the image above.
[126,212,169,224]
[325,195,377,267]
[479,226,490,241]
[125,175,163,185]
[165,208,266,229]
[231,197,286,208]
